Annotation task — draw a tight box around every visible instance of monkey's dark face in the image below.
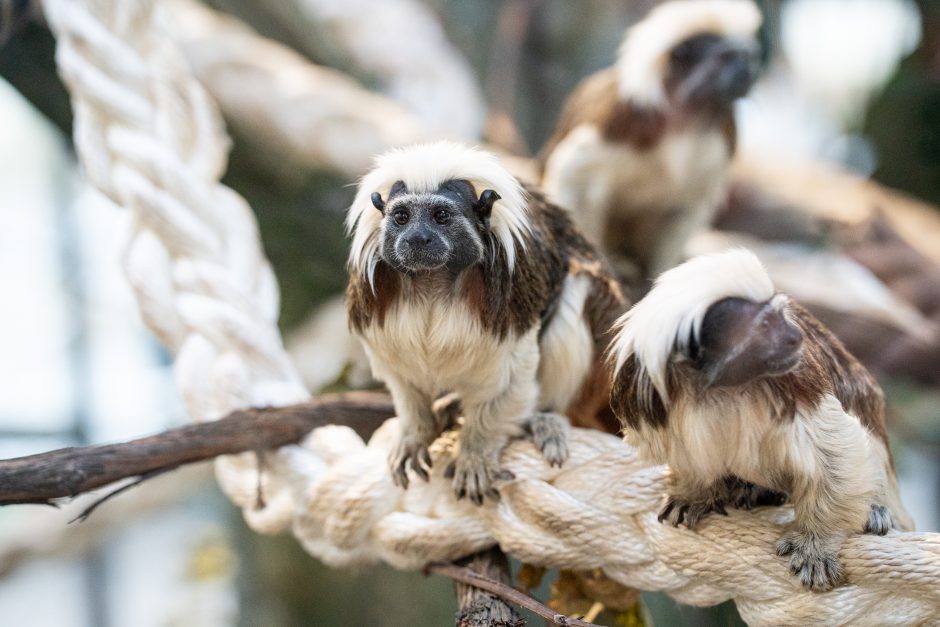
[690,296,803,388]
[666,33,760,112]
[371,179,499,275]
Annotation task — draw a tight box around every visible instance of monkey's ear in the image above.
[698,297,804,387]
[473,189,501,223]
[371,192,386,213]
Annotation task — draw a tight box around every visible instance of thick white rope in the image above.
[43,1,940,624]
[283,0,485,138]
[167,0,431,179]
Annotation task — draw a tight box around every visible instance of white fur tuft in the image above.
[346,141,530,285]
[610,248,774,404]
[617,0,762,106]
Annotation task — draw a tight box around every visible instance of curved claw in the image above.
[776,531,844,591]
[391,460,410,490]
[389,435,435,489]
[659,494,727,529]
[658,498,676,524]
[449,451,505,506]
[410,456,430,481]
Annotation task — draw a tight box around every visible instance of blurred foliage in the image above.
[221,135,351,331]
[233,515,456,626]
[0,21,71,136]
[866,0,940,207]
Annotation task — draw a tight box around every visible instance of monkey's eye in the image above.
[433,209,450,225]
[393,210,409,225]
[670,43,699,66]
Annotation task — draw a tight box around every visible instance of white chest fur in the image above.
[360,294,519,400]
[544,122,730,215]
[628,391,880,495]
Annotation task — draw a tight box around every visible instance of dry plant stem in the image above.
[0,391,394,507]
[427,561,599,627]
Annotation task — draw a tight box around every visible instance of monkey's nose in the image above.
[406,231,434,248]
[781,325,803,350]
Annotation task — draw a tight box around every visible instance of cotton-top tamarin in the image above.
[608,249,913,591]
[541,0,761,280]
[345,142,625,504]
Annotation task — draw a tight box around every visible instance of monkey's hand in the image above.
[722,477,788,510]
[526,412,570,467]
[388,429,436,490]
[445,446,514,506]
[658,492,729,529]
[775,530,844,591]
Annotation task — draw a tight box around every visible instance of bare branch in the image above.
[453,548,523,627]
[427,561,599,627]
[0,391,393,507]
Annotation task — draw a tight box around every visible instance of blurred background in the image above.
[0,0,937,625]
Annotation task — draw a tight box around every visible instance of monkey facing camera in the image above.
[345,142,625,505]
[609,249,913,591]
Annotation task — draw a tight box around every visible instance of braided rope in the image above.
[43,1,940,624]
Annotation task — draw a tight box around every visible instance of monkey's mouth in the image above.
[764,351,802,376]
[397,250,449,272]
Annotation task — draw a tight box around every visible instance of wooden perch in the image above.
[452,548,523,627]
[428,561,599,627]
[0,391,393,507]
[0,392,582,626]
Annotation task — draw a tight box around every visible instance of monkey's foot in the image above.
[388,434,434,489]
[445,451,514,506]
[526,412,570,468]
[722,477,788,510]
[775,531,844,592]
[657,494,728,530]
[864,504,892,536]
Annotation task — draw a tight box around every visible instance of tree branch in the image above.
[453,548,523,627]
[427,561,599,627]
[0,391,394,507]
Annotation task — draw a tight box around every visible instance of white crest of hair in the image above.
[616,0,762,106]
[610,248,774,404]
[346,141,530,286]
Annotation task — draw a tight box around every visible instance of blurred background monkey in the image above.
[541,0,762,284]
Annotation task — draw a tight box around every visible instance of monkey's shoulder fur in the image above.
[538,68,737,168]
[611,299,888,446]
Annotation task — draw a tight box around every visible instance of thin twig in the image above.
[426,561,600,627]
[68,466,178,523]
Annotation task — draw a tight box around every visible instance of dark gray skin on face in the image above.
[690,296,804,388]
[666,33,760,111]
[371,179,500,275]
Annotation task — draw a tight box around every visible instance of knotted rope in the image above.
[43,1,940,624]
